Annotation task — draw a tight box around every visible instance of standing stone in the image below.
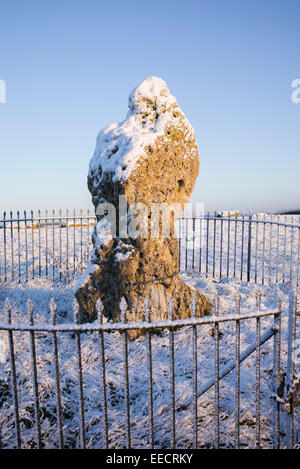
[75,76,211,336]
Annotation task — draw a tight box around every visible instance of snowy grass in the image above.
[0,274,299,449]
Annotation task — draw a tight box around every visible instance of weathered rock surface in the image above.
[75,76,211,336]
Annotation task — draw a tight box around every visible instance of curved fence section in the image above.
[0,210,300,286]
[0,290,298,449]
[0,210,95,284]
[179,213,300,285]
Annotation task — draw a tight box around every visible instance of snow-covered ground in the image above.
[0,213,299,448]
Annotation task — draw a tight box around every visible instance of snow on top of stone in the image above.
[89,76,195,182]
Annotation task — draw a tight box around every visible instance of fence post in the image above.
[120,297,131,449]
[6,298,21,448]
[144,296,154,449]
[285,285,297,448]
[191,294,198,449]
[247,214,252,282]
[168,295,176,449]
[214,295,220,448]
[97,298,109,448]
[74,300,86,449]
[235,293,241,448]
[272,292,281,449]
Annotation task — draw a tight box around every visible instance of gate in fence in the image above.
[0,211,300,286]
[0,288,298,449]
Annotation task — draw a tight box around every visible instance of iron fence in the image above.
[0,289,298,449]
[179,212,300,285]
[0,210,300,286]
[0,210,94,284]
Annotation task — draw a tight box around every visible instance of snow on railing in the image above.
[0,289,297,449]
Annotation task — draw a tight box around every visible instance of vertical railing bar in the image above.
[0,220,1,283]
[45,209,48,278]
[206,212,209,277]
[80,209,83,273]
[168,296,176,449]
[255,214,259,283]
[290,218,294,282]
[234,211,238,278]
[73,209,76,278]
[276,214,280,284]
[50,299,64,449]
[10,210,14,283]
[235,294,241,449]
[178,213,182,268]
[286,287,296,448]
[219,215,223,278]
[28,300,42,448]
[3,211,7,283]
[144,297,154,449]
[87,209,90,262]
[240,214,245,281]
[297,226,300,287]
[52,210,55,281]
[199,214,202,273]
[97,299,109,449]
[283,216,287,283]
[185,217,188,271]
[247,214,252,282]
[269,217,273,284]
[192,216,196,271]
[272,293,281,449]
[24,211,28,282]
[59,209,62,280]
[212,212,216,278]
[255,316,261,448]
[120,298,131,449]
[17,211,21,283]
[66,209,69,276]
[178,213,182,270]
[38,210,41,278]
[73,300,86,449]
[6,299,21,448]
[227,216,230,278]
[262,214,266,285]
[31,210,34,280]
[191,295,198,449]
[214,295,220,448]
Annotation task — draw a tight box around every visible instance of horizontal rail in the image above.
[0,216,96,224]
[211,218,300,229]
[0,308,280,332]
[186,216,300,229]
[0,215,300,228]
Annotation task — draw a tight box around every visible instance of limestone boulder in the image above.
[75,76,211,335]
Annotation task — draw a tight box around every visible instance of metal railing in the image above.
[0,289,298,449]
[179,212,300,285]
[0,209,94,284]
[0,210,300,286]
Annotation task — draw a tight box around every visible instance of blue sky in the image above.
[0,0,299,214]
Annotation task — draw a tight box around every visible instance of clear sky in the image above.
[0,0,299,215]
